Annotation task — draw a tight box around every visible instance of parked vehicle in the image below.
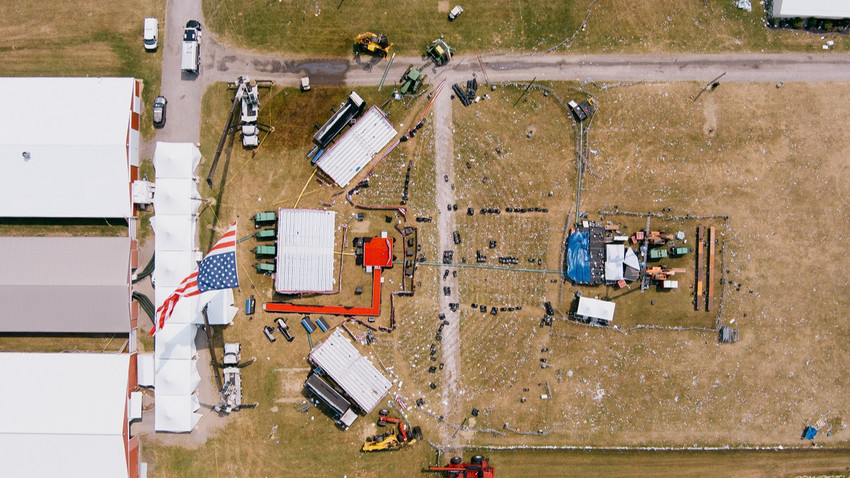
[448,5,464,21]
[263,325,276,342]
[143,18,159,51]
[181,20,202,73]
[275,318,294,342]
[152,96,167,128]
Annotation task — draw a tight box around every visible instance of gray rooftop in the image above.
[0,237,132,333]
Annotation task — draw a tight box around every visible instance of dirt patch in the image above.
[438,1,450,13]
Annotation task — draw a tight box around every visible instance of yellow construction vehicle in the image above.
[354,32,392,58]
[361,423,423,452]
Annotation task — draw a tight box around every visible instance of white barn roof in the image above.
[577,297,616,322]
[309,330,392,413]
[275,208,336,293]
[316,106,397,187]
[0,236,132,333]
[0,352,134,478]
[0,77,140,218]
[772,0,850,18]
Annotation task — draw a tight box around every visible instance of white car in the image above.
[448,5,464,21]
[143,18,158,51]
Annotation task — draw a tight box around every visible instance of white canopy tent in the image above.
[576,297,616,324]
[309,330,392,413]
[605,244,625,282]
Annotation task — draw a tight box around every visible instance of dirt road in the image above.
[432,89,462,447]
[155,0,206,144]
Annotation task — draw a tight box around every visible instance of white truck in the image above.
[181,20,202,73]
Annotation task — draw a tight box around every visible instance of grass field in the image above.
[142,78,849,475]
[204,0,847,56]
[0,0,165,137]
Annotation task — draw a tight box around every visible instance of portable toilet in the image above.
[316,317,330,333]
[245,295,256,315]
[301,316,316,333]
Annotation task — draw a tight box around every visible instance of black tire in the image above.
[450,456,463,465]
[471,455,484,465]
[379,408,390,417]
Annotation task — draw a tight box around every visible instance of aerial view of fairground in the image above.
[1,1,849,477]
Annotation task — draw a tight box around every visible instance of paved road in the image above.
[156,0,205,144]
[203,51,850,88]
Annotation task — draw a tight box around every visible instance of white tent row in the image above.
[152,142,228,433]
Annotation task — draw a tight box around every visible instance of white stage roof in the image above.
[153,142,201,178]
[772,0,850,18]
[309,330,392,413]
[316,106,397,187]
[0,352,132,478]
[0,77,138,218]
[275,208,336,293]
[577,297,616,322]
[605,244,625,282]
[0,236,131,333]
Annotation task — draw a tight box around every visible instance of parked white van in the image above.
[143,18,158,51]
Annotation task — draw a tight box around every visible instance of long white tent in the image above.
[772,0,850,18]
[0,352,140,478]
[0,77,140,218]
[0,236,134,333]
[309,330,392,413]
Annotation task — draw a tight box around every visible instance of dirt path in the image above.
[432,89,462,448]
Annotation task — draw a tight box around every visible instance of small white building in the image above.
[0,77,141,220]
[576,296,616,326]
[772,0,850,18]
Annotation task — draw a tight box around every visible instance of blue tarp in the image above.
[567,231,591,284]
[803,426,818,440]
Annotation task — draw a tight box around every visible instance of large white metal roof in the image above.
[275,208,336,293]
[0,77,138,218]
[772,0,850,18]
[309,330,392,413]
[316,106,397,187]
[0,237,131,333]
[0,352,132,478]
[0,237,131,334]
[577,297,616,322]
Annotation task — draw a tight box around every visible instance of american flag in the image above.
[150,222,240,336]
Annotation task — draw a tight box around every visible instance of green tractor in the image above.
[399,66,424,95]
[426,39,454,66]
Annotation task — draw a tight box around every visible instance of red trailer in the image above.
[427,455,495,478]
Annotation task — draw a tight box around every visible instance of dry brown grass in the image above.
[143,80,850,476]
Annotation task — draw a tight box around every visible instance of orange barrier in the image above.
[264,268,383,316]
